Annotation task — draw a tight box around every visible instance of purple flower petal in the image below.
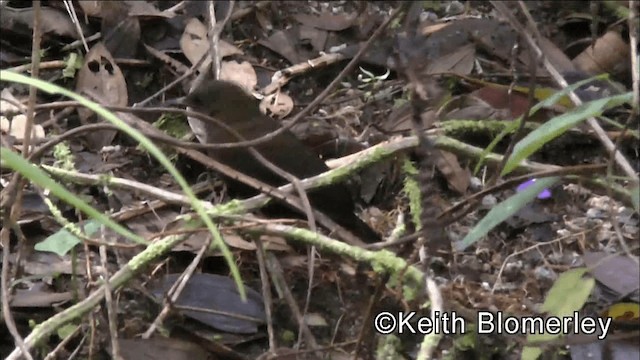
[537,188,552,199]
[516,178,552,199]
[517,179,536,192]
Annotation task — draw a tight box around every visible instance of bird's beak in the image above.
[161,96,187,107]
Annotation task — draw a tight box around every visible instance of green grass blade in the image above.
[456,176,559,251]
[501,92,632,176]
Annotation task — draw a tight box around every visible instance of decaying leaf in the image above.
[260,91,294,119]
[426,43,475,75]
[75,42,128,150]
[0,6,78,38]
[151,273,266,334]
[258,29,301,64]
[435,150,470,194]
[180,18,243,72]
[100,2,141,58]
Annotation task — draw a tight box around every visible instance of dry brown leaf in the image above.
[427,43,475,75]
[572,30,630,76]
[0,115,45,142]
[75,42,128,150]
[219,60,258,90]
[100,2,141,59]
[435,150,470,194]
[77,0,102,17]
[260,92,294,119]
[258,29,301,64]
[0,6,78,38]
[180,18,243,71]
[299,25,328,52]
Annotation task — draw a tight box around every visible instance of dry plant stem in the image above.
[60,32,102,52]
[297,244,318,349]
[42,326,82,360]
[191,0,234,89]
[207,0,235,80]
[491,1,638,181]
[109,181,213,223]
[26,123,120,162]
[143,235,211,338]
[41,165,215,209]
[262,52,346,95]
[254,237,277,352]
[1,2,42,359]
[63,0,88,52]
[6,58,151,74]
[265,252,319,351]
[100,245,121,359]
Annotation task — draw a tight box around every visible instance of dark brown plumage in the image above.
[184,80,379,243]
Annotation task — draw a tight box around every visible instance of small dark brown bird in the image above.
[183,80,379,243]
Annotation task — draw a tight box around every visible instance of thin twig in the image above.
[1,1,42,359]
[100,244,121,359]
[142,235,211,338]
[254,237,277,352]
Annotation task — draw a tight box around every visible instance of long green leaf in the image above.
[456,176,559,250]
[502,92,632,176]
[474,74,611,174]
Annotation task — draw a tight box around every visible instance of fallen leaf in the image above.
[75,42,128,150]
[219,60,258,91]
[151,273,266,334]
[260,92,294,119]
[180,18,243,72]
[435,150,470,194]
[0,6,78,38]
